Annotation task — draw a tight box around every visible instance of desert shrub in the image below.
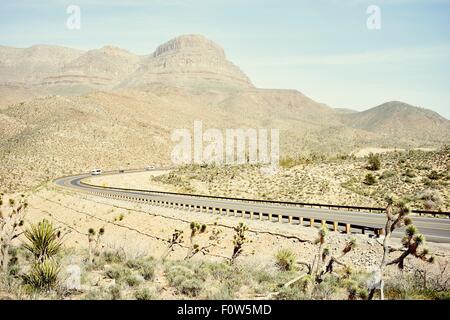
[109,284,122,300]
[275,278,311,300]
[165,263,207,297]
[383,272,450,300]
[275,249,297,271]
[178,278,203,297]
[104,265,131,282]
[367,153,381,171]
[125,274,142,287]
[380,170,396,179]
[134,288,154,300]
[203,284,234,300]
[23,259,60,291]
[23,219,62,262]
[404,168,416,178]
[364,173,376,185]
[166,265,195,285]
[417,189,442,210]
[428,171,440,180]
[139,262,155,281]
[199,262,233,281]
[102,249,126,264]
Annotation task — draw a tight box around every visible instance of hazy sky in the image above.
[1,0,449,118]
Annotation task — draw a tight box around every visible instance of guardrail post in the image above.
[376,228,384,237]
[333,221,338,232]
[250,211,254,220]
[288,216,293,224]
[345,224,351,234]
[321,220,326,228]
[268,213,272,222]
[299,217,303,226]
[259,212,262,221]
[310,218,314,227]
[226,208,230,216]
[278,215,282,223]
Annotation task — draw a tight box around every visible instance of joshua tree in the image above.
[368,195,434,300]
[230,222,248,264]
[184,221,207,260]
[268,227,358,299]
[297,227,357,284]
[161,229,183,261]
[0,194,27,272]
[88,227,105,263]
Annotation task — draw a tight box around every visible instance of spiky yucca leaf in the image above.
[23,259,60,291]
[23,219,62,262]
[405,225,417,238]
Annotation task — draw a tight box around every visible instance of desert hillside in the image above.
[340,101,450,144]
[0,34,449,192]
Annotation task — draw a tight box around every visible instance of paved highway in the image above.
[54,170,450,243]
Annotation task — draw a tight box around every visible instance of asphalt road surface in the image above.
[54,170,450,243]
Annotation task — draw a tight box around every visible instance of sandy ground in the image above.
[16,183,450,280]
[83,170,174,192]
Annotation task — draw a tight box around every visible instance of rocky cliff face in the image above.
[0,35,253,91]
[119,34,254,89]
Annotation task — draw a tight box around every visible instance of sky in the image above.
[1,0,449,118]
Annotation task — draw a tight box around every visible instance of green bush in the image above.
[125,274,142,287]
[23,220,62,262]
[23,259,60,291]
[139,262,155,281]
[102,250,126,264]
[275,249,297,271]
[178,278,203,297]
[104,265,131,282]
[109,284,122,300]
[367,154,381,171]
[134,288,154,300]
[364,173,376,185]
[126,258,155,281]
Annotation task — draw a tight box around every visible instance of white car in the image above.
[90,169,102,175]
[145,165,155,171]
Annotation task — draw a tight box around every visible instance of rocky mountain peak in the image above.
[120,34,253,89]
[153,34,226,59]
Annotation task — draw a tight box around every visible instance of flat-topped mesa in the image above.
[120,34,254,89]
[153,34,226,59]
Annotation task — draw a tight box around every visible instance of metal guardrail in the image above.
[78,176,450,218]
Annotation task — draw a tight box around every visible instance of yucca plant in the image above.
[23,259,60,291]
[275,249,297,271]
[23,219,62,262]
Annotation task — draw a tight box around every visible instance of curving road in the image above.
[54,170,450,243]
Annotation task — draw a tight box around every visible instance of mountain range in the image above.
[0,34,449,191]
